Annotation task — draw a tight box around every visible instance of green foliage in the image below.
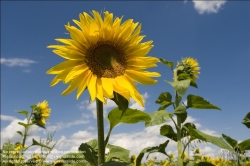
[16,131,23,137]
[166,79,191,97]
[177,73,198,88]
[242,112,250,128]
[136,140,169,166]
[15,110,29,117]
[222,134,238,149]
[189,128,233,151]
[106,144,130,162]
[160,125,177,142]
[186,95,221,110]
[155,92,173,110]
[107,108,151,130]
[111,92,129,112]
[159,58,174,70]
[145,110,171,127]
[173,105,187,123]
[78,142,98,166]
[238,139,250,151]
[32,139,52,149]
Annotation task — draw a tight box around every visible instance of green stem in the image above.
[96,98,105,165]
[173,69,183,166]
[22,113,32,148]
[104,128,112,148]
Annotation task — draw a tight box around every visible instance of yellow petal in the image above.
[50,68,71,86]
[88,74,97,101]
[126,70,158,85]
[65,64,88,83]
[47,60,82,74]
[62,73,87,96]
[76,70,91,100]
[96,78,105,103]
[101,78,113,98]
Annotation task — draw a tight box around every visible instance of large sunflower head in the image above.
[47,10,160,106]
[32,100,51,126]
[176,57,200,81]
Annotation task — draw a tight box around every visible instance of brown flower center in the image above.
[85,41,126,78]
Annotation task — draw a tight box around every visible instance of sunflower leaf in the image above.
[105,144,130,162]
[159,58,174,70]
[79,142,98,166]
[166,79,191,97]
[136,140,169,166]
[31,139,52,149]
[187,95,221,110]
[15,110,29,117]
[160,124,177,142]
[242,112,250,128]
[111,92,128,112]
[155,92,173,110]
[238,139,250,151]
[173,105,187,123]
[222,134,238,149]
[145,110,171,127]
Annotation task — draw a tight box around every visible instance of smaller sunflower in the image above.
[32,100,51,126]
[176,57,200,81]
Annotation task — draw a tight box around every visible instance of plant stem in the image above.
[173,69,183,166]
[96,98,105,165]
[22,113,32,148]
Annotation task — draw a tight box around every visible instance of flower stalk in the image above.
[96,98,105,165]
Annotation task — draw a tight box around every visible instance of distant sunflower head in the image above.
[46,10,160,106]
[32,100,51,126]
[176,57,200,80]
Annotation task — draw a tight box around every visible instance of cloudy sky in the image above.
[1,1,250,161]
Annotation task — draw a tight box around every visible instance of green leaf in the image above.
[60,152,85,163]
[102,162,132,166]
[105,144,130,162]
[136,140,169,166]
[238,139,250,151]
[111,92,129,112]
[166,79,191,97]
[15,110,29,116]
[145,110,171,127]
[31,139,52,149]
[173,105,187,123]
[16,131,23,137]
[189,129,233,151]
[108,108,151,129]
[160,125,177,142]
[18,122,28,128]
[155,92,173,110]
[159,58,174,70]
[78,142,98,166]
[182,123,196,138]
[242,112,250,128]
[187,95,221,110]
[222,134,238,148]
[86,139,98,152]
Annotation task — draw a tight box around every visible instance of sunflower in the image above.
[32,100,51,126]
[46,10,160,106]
[176,57,200,80]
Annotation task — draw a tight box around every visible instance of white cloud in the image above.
[129,92,149,111]
[1,118,42,147]
[192,0,227,14]
[0,114,17,121]
[1,58,37,67]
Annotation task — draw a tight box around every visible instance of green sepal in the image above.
[173,105,187,123]
[30,104,37,110]
[166,79,191,97]
[187,95,221,110]
[222,134,238,149]
[160,124,177,142]
[78,141,98,166]
[189,128,233,151]
[145,110,171,127]
[32,139,52,149]
[111,92,129,113]
[177,73,198,88]
[15,110,29,117]
[105,144,130,162]
[238,139,250,151]
[108,108,151,130]
[155,92,173,110]
[159,58,174,70]
[242,112,250,128]
[136,140,169,166]
[16,131,23,137]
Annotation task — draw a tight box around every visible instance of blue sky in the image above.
[1,1,250,160]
